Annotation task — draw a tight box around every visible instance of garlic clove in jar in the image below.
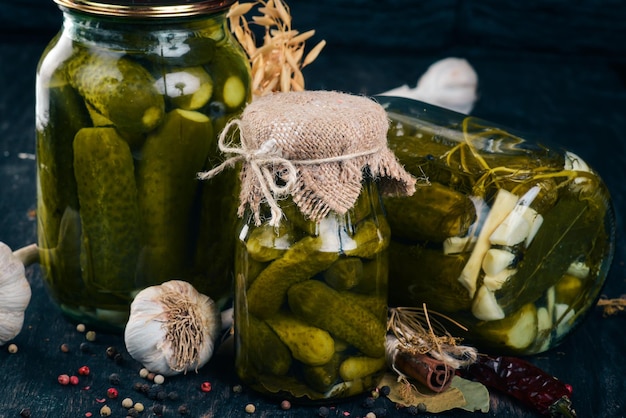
[124,280,222,376]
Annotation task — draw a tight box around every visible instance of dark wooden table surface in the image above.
[1,2,626,417]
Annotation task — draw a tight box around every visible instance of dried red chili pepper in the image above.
[461,354,576,417]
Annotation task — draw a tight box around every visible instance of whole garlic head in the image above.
[0,242,32,345]
[380,57,479,114]
[124,280,222,376]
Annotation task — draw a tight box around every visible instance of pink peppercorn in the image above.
[69,376,80,385]
[107,387,119,399]
[200,382,212,392]
[78,366,90,376]
[58,374,70,385]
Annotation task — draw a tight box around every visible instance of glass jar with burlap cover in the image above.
[200,90,415,401]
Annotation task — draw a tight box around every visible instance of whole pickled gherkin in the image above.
[302,353,343,393]
[66,48,165,133]
[73,127,142,293]
[343,218,391,259]
[384,181,476,243]
[237,315,292,378]
[388,242,472,312]
[246,236,339,319]
[288,280,386,358]
[36,70,90,248]
[136,109,213,286]
[266,313,335,366]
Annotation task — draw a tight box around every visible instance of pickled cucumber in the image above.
[38,207,83,301]
[136,109,213,285]
[323,257,363,290]
[343,218,391,259]
[66,48,165,133]
[302,353,342,393]
[339,356,386,381]
[36,79,90,247]
[247,236,339,319]
[238,315,292,377]
[287,280,386,358]
[73,127,142,292]
[154,66,214,110]
[205,44,251,111]
[388,242,472,312]
[383,181,476,243]
[193,149,240,303]
[266,313,335,366]
[473,303,538,353]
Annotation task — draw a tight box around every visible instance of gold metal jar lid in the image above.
[54,0,237,18]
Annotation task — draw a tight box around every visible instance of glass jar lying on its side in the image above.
[35,0,251,330]
[378,95,615,355]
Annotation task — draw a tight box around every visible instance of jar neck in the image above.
[54,0,236,18]
[60,6,229,53]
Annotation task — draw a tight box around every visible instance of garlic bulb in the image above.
[380,57,478,114]
[0,242,32,345]
[124,280,222,376]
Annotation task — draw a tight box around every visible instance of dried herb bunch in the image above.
[387,305,478,369]
[227,0,326,97]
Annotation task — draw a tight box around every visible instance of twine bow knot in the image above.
[198,119,298,226]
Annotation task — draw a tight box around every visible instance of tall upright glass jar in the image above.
[35,0,251,331]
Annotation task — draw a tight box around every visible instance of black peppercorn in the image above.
[362,397,375,408]
[148,384,163,400]
[109,373,121,385]
[379,385,391,397]
[19,408,31,417]
[79,342,91,353]
[168,391,179,401]
[318,406,330,417]
[177,404,189,415]
[152,404,165,416]
[406,405,419,415]
[105,346,118,358]
[373,407,388,417]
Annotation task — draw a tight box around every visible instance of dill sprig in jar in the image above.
[35,0,251,330]
[200,91,416,401]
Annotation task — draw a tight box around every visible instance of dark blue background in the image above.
[1,1,625,417]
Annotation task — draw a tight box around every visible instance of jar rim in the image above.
[54,0,237,18]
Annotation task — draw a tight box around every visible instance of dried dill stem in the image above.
[386,305,478,392]
[227,0,326,97]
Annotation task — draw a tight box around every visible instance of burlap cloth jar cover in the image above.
[200,90,416,223]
